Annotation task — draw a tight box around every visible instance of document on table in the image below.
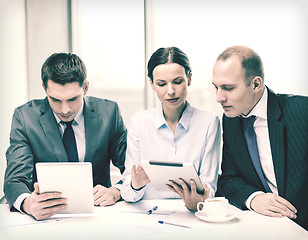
[0,207,59,228]
[118,199,184,215]
[0,205,79,229]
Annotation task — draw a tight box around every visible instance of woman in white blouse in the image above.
[120,47,221,211]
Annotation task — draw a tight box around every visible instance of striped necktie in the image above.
[242,116,272,193]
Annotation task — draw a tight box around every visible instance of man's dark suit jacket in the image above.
[217,87,308,230]
[4,96,127,209]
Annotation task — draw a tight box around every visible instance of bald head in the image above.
[217,46,264,87]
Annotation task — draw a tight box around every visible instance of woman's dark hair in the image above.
[41,53,87,89]
[147,47,191,81]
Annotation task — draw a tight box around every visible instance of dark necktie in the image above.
[242,116,272,193]
[62,120,79,162]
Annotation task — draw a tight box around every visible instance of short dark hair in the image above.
[147,47,191,81]
[41,53,87,89]
[217,46,264,86]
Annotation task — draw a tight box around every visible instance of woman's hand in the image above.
[167,179,210,211]
[131,164,150,190]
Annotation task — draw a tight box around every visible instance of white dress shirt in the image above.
[244,88,278,209]
[13,101,86,212]
[120,102,221,202]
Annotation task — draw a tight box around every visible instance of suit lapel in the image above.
[267,88,285,196]
[84,98,100,163]
[232,118,249,162]
[39,98,68,162]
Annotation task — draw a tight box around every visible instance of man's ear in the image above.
[42,82,47,92]
[252,76,263,91]
[83,81,89,95]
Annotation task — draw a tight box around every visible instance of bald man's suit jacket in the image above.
[217,88,308,230]
[4,96,127,209]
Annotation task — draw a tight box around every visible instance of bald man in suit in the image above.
[212,46,308,230]
[4,53,127,220]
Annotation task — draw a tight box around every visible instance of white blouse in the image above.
[120,102,221,202]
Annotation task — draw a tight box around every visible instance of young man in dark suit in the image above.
[212,45,308,230]
[4,53,127,220]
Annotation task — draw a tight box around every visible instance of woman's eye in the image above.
[174,81,183,85]
[222,86,234,91]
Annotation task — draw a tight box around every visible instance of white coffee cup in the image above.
[197,197,229,217]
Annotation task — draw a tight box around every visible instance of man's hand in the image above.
[93,185,121,207]
[167,179,210,211]
[22,182,67,220]
[131,164,150,190]
[250,193,297,219]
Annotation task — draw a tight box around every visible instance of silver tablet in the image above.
[140,160,204,193]
[36,162,94,214]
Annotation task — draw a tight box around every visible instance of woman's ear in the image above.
[187,72,192,86]
[149,79,156,91]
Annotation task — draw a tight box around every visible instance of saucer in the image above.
[195,211,237,222]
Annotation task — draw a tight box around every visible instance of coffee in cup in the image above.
[197,197,229,217]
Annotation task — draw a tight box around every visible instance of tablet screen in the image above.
[140,160,204,193]
[36,162,94,214]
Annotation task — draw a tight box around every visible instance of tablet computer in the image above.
[36,162,94,214]
[140,160,204,193]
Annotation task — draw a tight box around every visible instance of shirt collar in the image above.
[154,101,193,131]
[241,87,268,120]
[53,99,84,125]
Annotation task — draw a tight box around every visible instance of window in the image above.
[73,0,307,182]
[72,0,145,124]
[73,0,308,124]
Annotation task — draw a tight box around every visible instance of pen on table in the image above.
[158,220,192,229]
[119,210,169,215]
[147,205,158,215]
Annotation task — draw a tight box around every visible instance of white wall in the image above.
[26,0,70,100]
[0,0,28,198]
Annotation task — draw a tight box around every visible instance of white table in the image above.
[0,199,307,240]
